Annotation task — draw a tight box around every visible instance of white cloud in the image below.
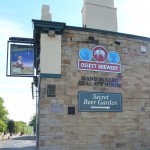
[3,94,36,123]
[115,0,150,37]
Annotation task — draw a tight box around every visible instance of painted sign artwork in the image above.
[92,46,108,63]
[78,46,121,73]
[78,91,122,112]
[10,44,34,75]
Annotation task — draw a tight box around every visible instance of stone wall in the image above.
[0,132,10,140]
[39,29,150,150]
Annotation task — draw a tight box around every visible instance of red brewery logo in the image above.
[78,46,121,73]
[92,46,108,63]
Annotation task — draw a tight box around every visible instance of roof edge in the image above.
[66,25,150,42]
[32,19,150,42]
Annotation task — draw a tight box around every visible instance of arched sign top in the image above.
[92,46,108,63]
[108,51,120,64]
[79,48,92,61]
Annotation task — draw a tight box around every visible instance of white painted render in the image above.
[41,5,52,21]
[82,0,117,31]
[40,34,61,74]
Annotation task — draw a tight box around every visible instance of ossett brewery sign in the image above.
[78,46,121,73]
[78,91,122,112]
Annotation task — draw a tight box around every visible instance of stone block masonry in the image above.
[39,28,150,150]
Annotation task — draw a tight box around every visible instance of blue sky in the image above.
[0,0,83,31]
[0,0,83,123]
[0,0,150,123]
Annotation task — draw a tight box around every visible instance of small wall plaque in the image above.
[51,104,63,112]
[141,46,146,53]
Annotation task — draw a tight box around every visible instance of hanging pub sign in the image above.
[78,91,122,112]
[10,44,34,75]
[78,46,121,73]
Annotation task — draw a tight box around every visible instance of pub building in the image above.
[8,0,150,149]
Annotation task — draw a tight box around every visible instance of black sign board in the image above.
[47,85,56,97]
[78,91,122,112]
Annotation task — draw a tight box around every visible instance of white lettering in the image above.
[98,100,117,105]
[93,94,109,100]
[98,65,103,69]
[81,63,97,69]
[106,65,111,70]
[98,64,118,71]
[84,99,96,105]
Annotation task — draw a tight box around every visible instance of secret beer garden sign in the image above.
[78,92,122,112]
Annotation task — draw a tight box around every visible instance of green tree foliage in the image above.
[0,97,33,135]
[0,97,8,133]
[29,114,36,133]
[0,97,8,121]
[15,121,22,133]
[25,126,33,134]
[7,120,32,135]
[7,120,15,135]
[0,120,7,132]
[15,121,27,134]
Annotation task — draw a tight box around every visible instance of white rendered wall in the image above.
[40,34,61,75]
[82,0,117,32]
[41,5,52,21]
